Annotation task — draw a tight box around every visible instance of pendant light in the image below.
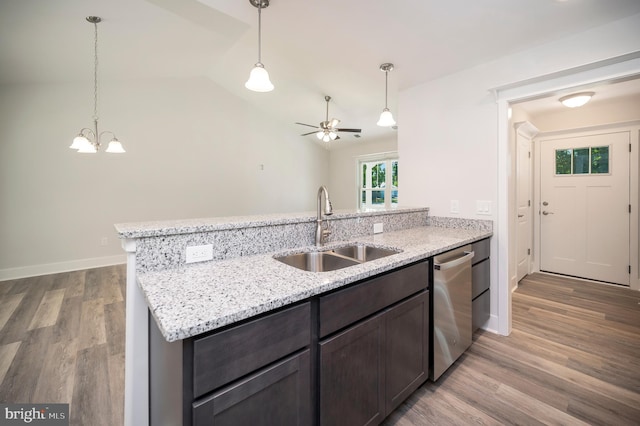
[377,63,396,127]
[245,0,274,92]
[70,16,126,154]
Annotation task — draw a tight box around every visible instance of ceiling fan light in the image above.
[245,63,274,92]
[322,133,331,142]
[329,131,338,140]
[559,92,594,108]
[377,108,396,127]
[316,130,324,140]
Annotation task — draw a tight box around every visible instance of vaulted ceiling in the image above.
[2,0,639,142]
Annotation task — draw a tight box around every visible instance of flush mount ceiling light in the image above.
[377,63,396,127]
[70,16,126,154]
[559,92,594,108]
[245,0,274,92]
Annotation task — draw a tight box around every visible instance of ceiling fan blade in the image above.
[329,118,341,128]
[301,131,319,136]
[295,122,319,129]
[335,128,361,133]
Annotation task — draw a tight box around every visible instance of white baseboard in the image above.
[0,254,127,281]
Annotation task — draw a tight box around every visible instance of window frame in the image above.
[356,152,398,210]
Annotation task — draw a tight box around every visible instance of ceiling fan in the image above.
[296,96,361,142]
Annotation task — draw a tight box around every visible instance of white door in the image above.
[516,123,535,282]
[540,131,630,286]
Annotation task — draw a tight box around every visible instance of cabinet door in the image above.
[319,314,384,426]
[385,291,429,414]
[192,350,310,426]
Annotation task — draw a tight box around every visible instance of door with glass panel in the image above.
[540,131,630,286]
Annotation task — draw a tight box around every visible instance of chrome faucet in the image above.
[316,185,333,246]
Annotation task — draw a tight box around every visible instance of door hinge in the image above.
[528,200,531,207]
[630,265,632,274]
[528,151,531,158]
[630,204,632,214]
[527,248,531,255]
[630,143,632,153]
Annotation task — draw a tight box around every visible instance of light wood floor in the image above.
[1,268,639,425]
[0,265,126,426]
[384,273,640,425]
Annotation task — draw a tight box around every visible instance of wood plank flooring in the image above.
[1,268,639,425]
[384,273,640,426]
[0,265,125,426]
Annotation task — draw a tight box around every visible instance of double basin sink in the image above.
[275,243,401,272]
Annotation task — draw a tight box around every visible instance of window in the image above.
[358,154,398,210]
[554,146,610,176]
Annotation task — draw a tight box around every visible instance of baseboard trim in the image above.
[0,254,127,281]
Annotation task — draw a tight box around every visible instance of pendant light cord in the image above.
[257,2,262,64]
[384,70,388,109]
[93,20,99,123]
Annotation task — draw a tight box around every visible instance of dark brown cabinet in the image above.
[318,261,430,426]
[471,238,491,331]
[192,350,310,426]
[150,260,431,426]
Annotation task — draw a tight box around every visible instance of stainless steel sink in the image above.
[274,251,359,272]
[330,244,400,262]
[274,243,401,272]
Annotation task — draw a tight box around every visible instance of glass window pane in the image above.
[372,190,385,204]
[555,149,572,175]
[573,148,590,174]
[591,146,609,174]
[391,189,398,204]
[392,161,398,188]
[362,164,367,188]
[361,191,366,204]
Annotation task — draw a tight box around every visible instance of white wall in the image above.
[0,77,329,279]
[398,13,640,333]
[328,137,397,210]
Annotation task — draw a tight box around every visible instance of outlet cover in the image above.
[450,200,460,214]
[186,244,214,263]
[373,223,384,234]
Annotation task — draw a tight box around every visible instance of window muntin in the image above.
[554,145,610,176]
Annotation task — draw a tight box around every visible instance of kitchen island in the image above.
[115,207,492,425]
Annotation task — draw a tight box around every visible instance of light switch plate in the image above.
[476,200,492,215]
[373,223,384,234]
[186,244,213,263]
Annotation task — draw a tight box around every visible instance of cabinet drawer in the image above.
[193,350,311,426]
[472,238,490,265]
[319,261,428,338]
[192,302,310,398]
[472,290,490,332]
[472,259,490,299]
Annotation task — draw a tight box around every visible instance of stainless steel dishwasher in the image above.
[430,244,474,381]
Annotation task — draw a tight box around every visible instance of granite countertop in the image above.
[139,225,492,342]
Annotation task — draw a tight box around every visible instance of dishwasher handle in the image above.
[434,251,475,271]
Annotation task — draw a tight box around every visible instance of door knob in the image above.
[518,214,524,218]
[542,211,554,215]
[542,201,549,206]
